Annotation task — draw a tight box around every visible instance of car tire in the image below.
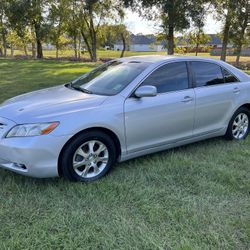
[225,107,250,140]
[61,130,117,182]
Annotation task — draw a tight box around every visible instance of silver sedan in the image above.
[0,56,250,182]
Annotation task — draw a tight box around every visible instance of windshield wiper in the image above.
[74,86,93,94]
[67,82,93,94]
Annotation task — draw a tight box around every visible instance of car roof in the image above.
[118,55,173,63]
[118,55,220,63]
[118,55,250,82]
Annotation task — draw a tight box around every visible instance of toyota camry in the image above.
[0,56,249,182]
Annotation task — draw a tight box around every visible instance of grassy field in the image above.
[8,49,250,64]
[0,59,249,250]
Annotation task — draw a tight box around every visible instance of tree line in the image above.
[0,0,249,63]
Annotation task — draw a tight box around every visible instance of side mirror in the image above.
[134,85,157,98]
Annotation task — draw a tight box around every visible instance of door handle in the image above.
[233,87,240,94]
[182,96,193,103]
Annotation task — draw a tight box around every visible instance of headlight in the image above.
[6,122,59,138]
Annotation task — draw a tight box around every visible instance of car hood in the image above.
[0,85,108,123]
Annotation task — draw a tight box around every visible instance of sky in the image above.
[124,10,223,36]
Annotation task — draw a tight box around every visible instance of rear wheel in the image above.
[225,107,250,140]
[61,131,117,182]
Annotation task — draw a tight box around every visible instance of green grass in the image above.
[0,59,249,250]
[0,59,98,103]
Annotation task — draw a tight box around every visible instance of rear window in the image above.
[191,62,224,87]
[222,68,239,83]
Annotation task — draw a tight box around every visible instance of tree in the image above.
[99,24,115,48]
[6,0,33,56]
[48,0,71,58]
[213,0,250,62]
[124,0,210,55]
[229,0,250,66]
[99,24,130,57]
[5,0,49,59]
[189,1,212,55]
[187,31,211,55]
[11,0,49,59]
[78,0,124,62]
[213,0,239,61]
[117,24,130,57]
[65,0,82,59]
[6,30,23,57]
[30,0,49,59]
[161,0,192,55]
[0,0,8,57]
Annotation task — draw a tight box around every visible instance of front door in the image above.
[124,62,195,153]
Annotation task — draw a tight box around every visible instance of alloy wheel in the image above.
[73,140,109,178]
[232,113,249,139]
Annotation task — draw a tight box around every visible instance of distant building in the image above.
[114,34,166,52]
[207,34,224,48]
[176,34,229,49]
[114,34,230,52]
[43,43,55,50]
[177,34,233,49]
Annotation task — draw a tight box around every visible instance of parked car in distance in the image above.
[0,56,250,182]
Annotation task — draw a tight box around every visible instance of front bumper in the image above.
[0,134,72,178]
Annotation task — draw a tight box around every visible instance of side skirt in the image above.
[119,128,227,162]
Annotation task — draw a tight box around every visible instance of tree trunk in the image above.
[89,7,97,62]
[3,43,7,57]
[167,0,175,55]
[0,47,2,57]
[0,15,7,57]
[168,26,174,55]
[235,2,249,67]
[56,47,59,59]
[195,42,199,56]
[78,35,81,59]
[34,23,43,59]
[73,35,78,59]
[91,32,97,62]
[10,44,14,57]
[81,29,94,61]
[2,33,7,57]
[120,33,126,58]
[220,14,231,61]
[36,39,43,59]
[23,42,28,56]
[235,45,241,66]
[55,40,59,59]
[195,30,201,56]
[31,41,36,58]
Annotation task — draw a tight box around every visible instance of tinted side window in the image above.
[192,62,224,87]
[222,68,239,83]
[141,62,189,93]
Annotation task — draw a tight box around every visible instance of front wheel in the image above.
[61,131,117,182]
[225,107,250,140]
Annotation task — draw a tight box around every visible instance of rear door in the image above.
[191,61,240,136]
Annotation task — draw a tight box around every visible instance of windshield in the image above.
[71,61,150,96]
